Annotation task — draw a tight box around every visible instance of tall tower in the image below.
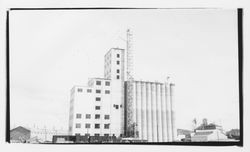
[125,29,135,137]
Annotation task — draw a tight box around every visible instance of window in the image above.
[96,81,101,85]
[85,123,90,128]
[96,90,101,94]
[87,89,92,93]
[105,81,110,86]
[94,133,100,136]
[95,114,100,119]
[86,114,91,119]
[104,115,110,120]
[117,75,120,79]
[113,104,119,109]
[104,124,110,129]
[117,61,120,65]
[117,69,120,73]
[75,123,81,128]
[104,134,109,137]
[95,106,101,110]
[95,124,100,129]
[95,97,101,101]
[77,88,83,92]
[105,90,110,94]
[117,54,120,58]
[76,114,81,119]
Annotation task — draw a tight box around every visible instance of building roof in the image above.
[195,123,221,130]
[10,126,30,133]
[105,47,125,56]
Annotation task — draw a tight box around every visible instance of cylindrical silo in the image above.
[132,82,137,137]
[141,82,147,140]
[166,83,173,141]
[170,83,176,141]
[156,83,163,142]
[161,84,168,142]
[136,81,142,139]
[151,83,157,142]
[146,82,153,142]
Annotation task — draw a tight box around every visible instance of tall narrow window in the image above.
[117,61,120,65]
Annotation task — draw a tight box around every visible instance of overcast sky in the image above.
[9,9,239,131]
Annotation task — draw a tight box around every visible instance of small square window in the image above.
[104,124,110,129]
[96,81,101,85]
[105,90,110,94]
[75,123,81,128]
[96,90,101,94]
[95,114,100,119]
[117,69,120,73]
[95,106,101,110]
[117,75,120,79]
[105,81,110,86]
[77,88,83,92]
[87,89,92,93]
[117,61,120,65]
[96,97,101,101]
[85,123,91,128]
[76,114,81,119]
[86,114,91,119]
[104,115,110,120]
[95,124,100,129]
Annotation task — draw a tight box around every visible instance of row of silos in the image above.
[129,81,176,142]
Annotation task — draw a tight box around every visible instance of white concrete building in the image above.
[69,48,125,137]
[68,46,176,142]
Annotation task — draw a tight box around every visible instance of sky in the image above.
[9,9,239,131]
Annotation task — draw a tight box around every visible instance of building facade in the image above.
[69,48,125,137]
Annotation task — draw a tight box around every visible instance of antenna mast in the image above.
[126,29,135,137]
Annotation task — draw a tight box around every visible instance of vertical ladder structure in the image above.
[126,29,135,137]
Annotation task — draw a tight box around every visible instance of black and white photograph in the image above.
[7,8,242,145]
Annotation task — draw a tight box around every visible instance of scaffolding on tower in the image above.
[126,29,136,137]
